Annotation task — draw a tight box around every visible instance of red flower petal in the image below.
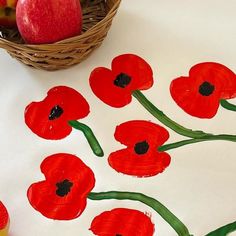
[108,120,171,177]
[114,120,169,147]
[0,201,9,230]
[27,153,95,220]
[25,86,90,139]
[90,54,153,108]
[109,148,171,177]
[170,62,236,118]
[90,208,155,236]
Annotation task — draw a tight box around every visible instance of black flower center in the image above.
[49,105,64,120]
[114,73,132,88]
[56,179,73,197]
[134,141,150,155]
[198,81,215,96]
[116,234,122,236]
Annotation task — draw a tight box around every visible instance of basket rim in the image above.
[0,0,121,49]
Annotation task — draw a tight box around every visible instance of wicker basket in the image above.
[0,0,121,71]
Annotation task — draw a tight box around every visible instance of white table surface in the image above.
[0,0,236,235]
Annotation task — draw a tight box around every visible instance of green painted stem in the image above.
[68,120,104,157]
[205,221,236,236]
[220,99,236,112]
[132,90,210,139]
[159,134,236,152]
[88,191,192,236]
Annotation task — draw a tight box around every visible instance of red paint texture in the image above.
[108,120,171,177]
[27,153,95,220]
[170,62,236,118]
[0,201,9,229]
[25,86,89,140]
[90,54,153,108]
[90,208,155,236]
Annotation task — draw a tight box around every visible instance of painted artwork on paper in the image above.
[23,54,236,235]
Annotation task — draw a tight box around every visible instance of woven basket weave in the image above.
[0,0,121,71]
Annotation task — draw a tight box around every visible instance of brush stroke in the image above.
[220,99,236,112]
[90,208,155,236]
[205,221,236,236]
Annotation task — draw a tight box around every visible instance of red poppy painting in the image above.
[90,208,155,236]
[0,1,236,235]
[90,54,153,107]
[170,62,236,118]
[27,153,95,220]
[108,120,171,177]
[25,86,90,139]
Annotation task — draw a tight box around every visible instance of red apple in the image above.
[16,0,82,44]
[0,0,17,27]
[0,201,9,236]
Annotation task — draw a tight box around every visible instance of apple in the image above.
[0,201,9,236]
[0,0,17,27]
[16,0,82,44]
